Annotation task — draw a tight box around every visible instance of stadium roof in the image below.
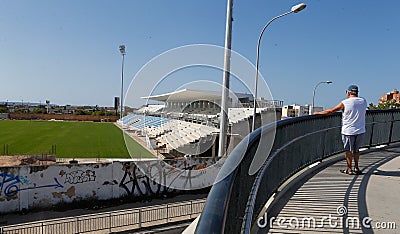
[141,89,223,102]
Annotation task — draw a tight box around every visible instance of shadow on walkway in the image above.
[255,143,400,234]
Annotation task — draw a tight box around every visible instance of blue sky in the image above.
[1,0,399,108]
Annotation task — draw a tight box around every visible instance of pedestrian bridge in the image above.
[194,109,400,233]
[262,143,399,233]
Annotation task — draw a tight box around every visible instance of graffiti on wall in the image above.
[119,162,177,196]
[0,172,63,197]
[60,170,96,184]
[1,158,217,214]
[118,159,215,196]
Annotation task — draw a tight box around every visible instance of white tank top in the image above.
[341,97,367,135]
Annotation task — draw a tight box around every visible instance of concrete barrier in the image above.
[0,158,216,214]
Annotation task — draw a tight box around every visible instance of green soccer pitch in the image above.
[0,120,155,158]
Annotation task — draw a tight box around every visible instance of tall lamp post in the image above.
[119,45,126,119]
[311,81,332,114]
[218,0,234,157]
[251,3,307,132]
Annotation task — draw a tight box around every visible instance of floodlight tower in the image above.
[119,45,126,119]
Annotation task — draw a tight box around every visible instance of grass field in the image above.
[0,120,154,158]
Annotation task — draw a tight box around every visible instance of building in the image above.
[380,89,400,104]
[141,89,283,112]
[282,104,323,119]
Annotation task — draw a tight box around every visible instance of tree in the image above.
[76,110,90,115]
[370,100,400,110]
[0,107,8,113]
[368,103,377,110]
[33,107,46,114]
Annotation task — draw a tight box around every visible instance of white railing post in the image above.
[76,217,79,234]
[166,204,169,223]
[189,201,193,219]
[109,213,112,233]
[138,208,142,229]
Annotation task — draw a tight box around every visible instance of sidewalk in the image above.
[0,193,207,226]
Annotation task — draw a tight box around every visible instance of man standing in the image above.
[315,85,367,175]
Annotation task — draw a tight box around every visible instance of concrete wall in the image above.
[0,158,217,214]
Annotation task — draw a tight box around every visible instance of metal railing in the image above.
[195,109,400,234]
[0,198,205,234]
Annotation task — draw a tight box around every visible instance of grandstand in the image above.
[118,115,218,158]
[117,89,282,158]
[119,114,171,130]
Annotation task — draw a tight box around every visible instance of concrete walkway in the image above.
[260,143,400,234]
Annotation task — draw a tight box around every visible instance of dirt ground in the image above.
[0,155,57,167]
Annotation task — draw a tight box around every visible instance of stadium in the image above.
[118,88,282,159]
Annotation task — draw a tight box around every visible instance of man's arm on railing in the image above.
[314,102,344,115]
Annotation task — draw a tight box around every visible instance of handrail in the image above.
[195,109,400,233]
[242,125,340,232]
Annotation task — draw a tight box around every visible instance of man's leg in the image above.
[354,152,360,171]
[342,135,353,173]
[345,150,352,172]
[353,133,364,172]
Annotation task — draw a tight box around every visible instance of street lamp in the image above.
[218,0,234,157]
[119,45,126,119]
[252,3,307,132]
[311,81,333,114]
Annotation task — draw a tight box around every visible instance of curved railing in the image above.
[195,109,400,234]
